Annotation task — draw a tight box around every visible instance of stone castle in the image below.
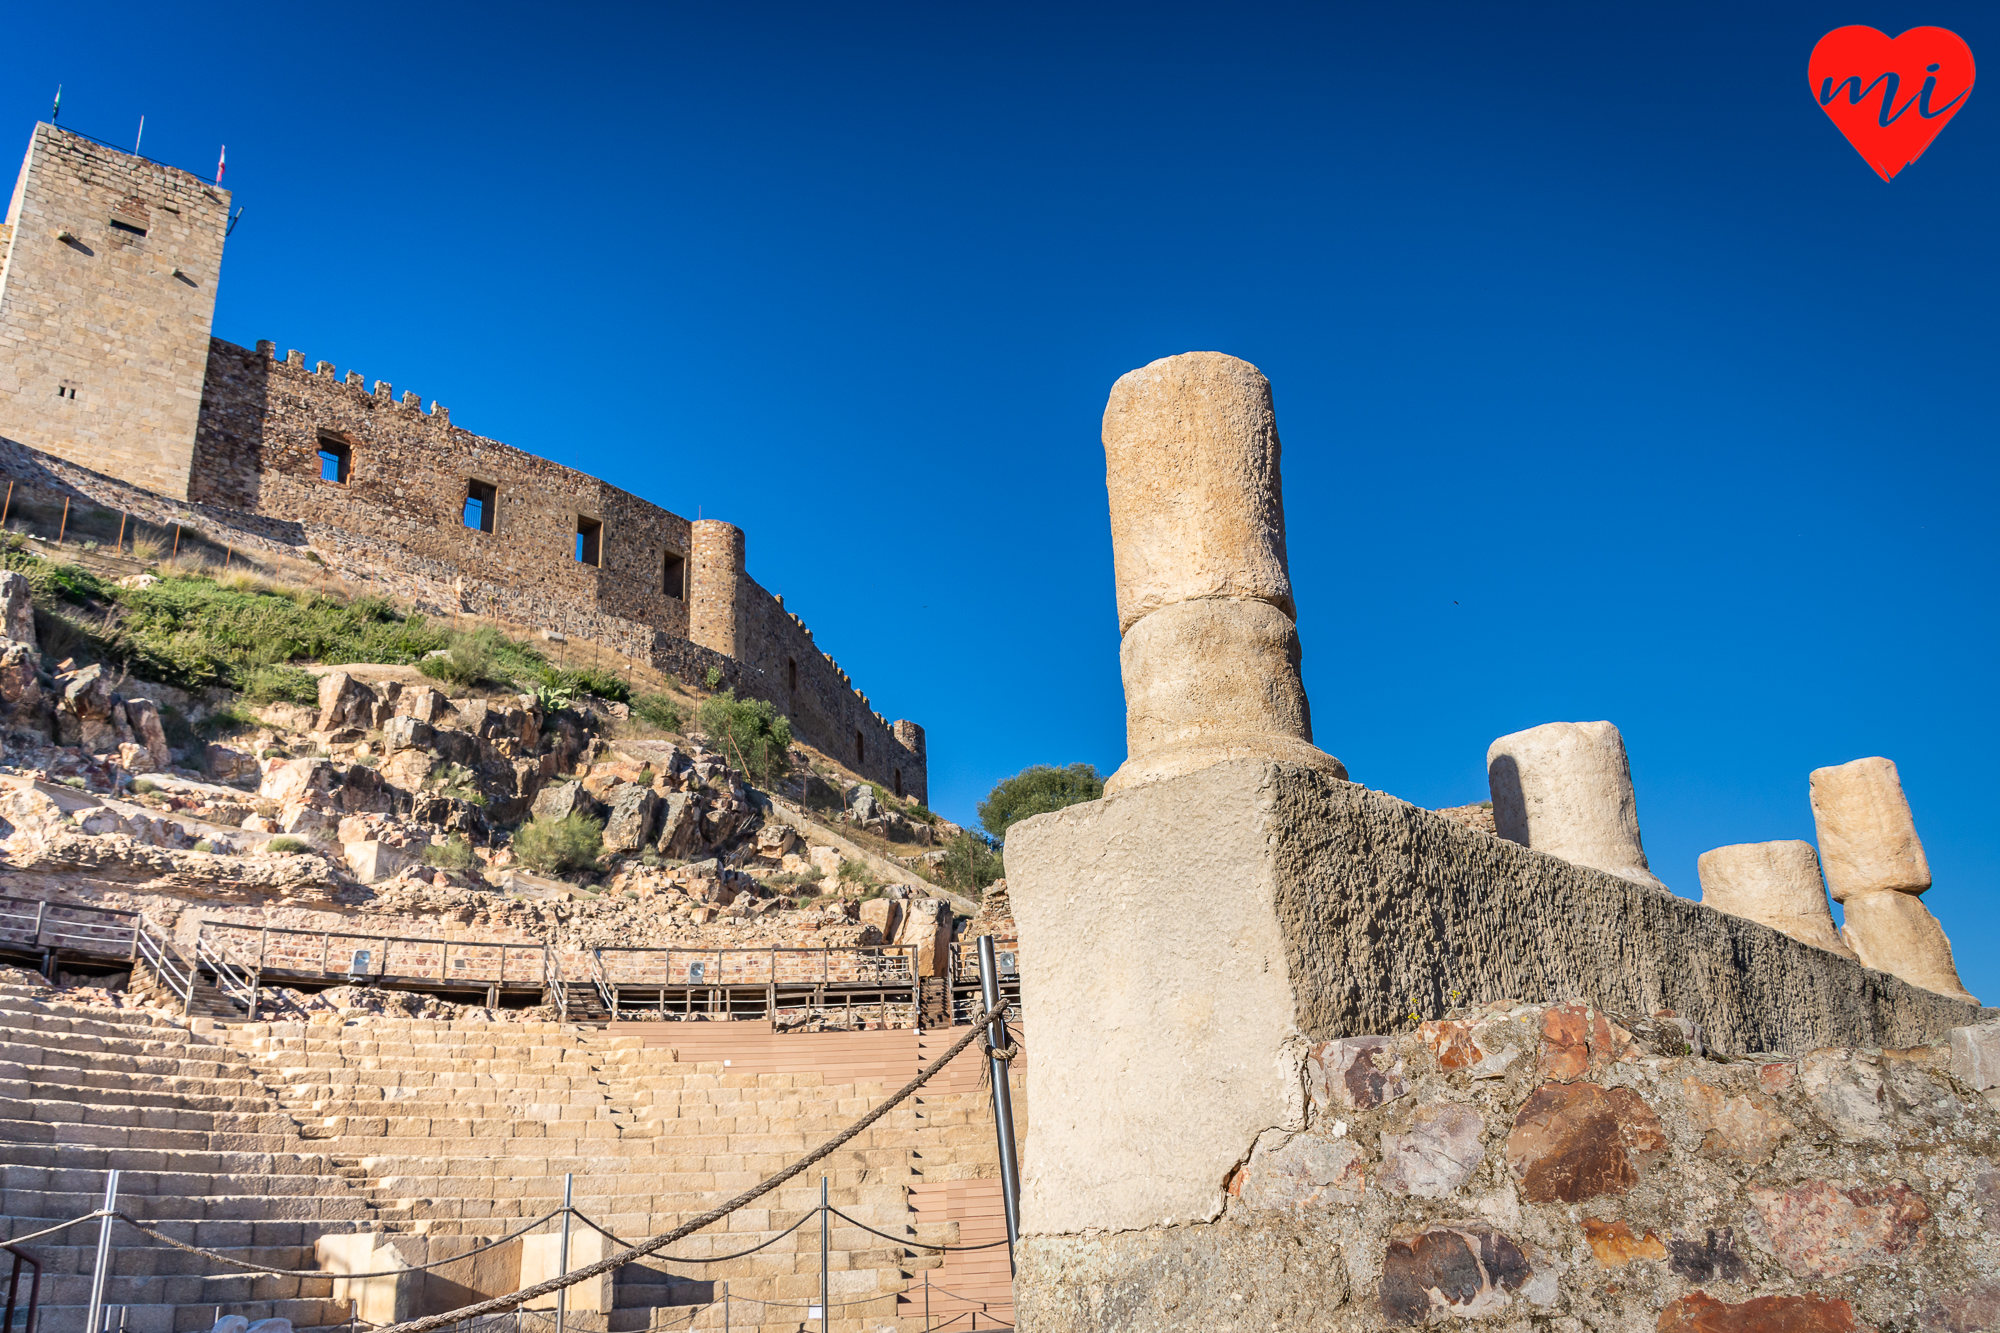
[0,121,926,801]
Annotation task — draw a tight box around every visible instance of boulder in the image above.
[0,571,35,648]
[116,741,156,774]
[382,748,437,793]
[204,744,259,784]
[396,685,453,726]
[0,642,41,712]
[858,897,902,941]
[849,786,880,823]
[381,715,434,752]
[531,779,606,824]
[602,785,661,855]
[655,791,702,858]
[345,840,416,885]
[122,697,171,770]
[900,897,952,977]
[315,671,376,733]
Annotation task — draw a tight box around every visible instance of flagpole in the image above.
[134,115,144,156]
[50,86,61,124]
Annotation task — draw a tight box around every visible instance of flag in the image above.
[216,145,226,183]
[51,86,60,123]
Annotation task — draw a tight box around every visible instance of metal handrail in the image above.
[132,918,195,1015]
[2,1241,41,1333]
[192,934,256,1014]
[542,946,568,1022]
[586,949,616,1019]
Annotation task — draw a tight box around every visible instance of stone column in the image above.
[1809,757,1975,1002]
[1486,720,1665,890]
[1100,351,1346,794]
[1697,840,1855,959]
[686,519,744,660]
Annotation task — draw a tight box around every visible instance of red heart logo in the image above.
[1809,26,1975,180]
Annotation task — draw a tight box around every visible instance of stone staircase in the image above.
[0,985,399,1333]
[224,1017,1022,1332]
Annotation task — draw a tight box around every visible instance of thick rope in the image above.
[114,1209,564,1280]
[373,1000,1007,1333]
[827,1206,1012,1253]
[3,1209,109,1245]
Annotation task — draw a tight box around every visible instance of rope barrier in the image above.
[2,1208,109,1245]
[114,1209,565,1281]
[827,1206,1013,1253]
[563,1205,821,1263]
[371,999,1009,1333]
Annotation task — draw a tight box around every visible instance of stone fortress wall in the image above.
[0,123,925,802]
[0,123,231,499]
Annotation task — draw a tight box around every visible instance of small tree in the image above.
[936,831,1004,894]
[697,689,793,785]
[977,763,1104,842]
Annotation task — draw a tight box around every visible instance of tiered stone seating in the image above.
[0,985,401,1333]
[225,1018,1017,1332]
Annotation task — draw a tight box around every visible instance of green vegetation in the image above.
[511,814,604,876]
[696,689,793,785]
[936,831,1005,894]
[702,665,724,689]
[425,763,487,807]
[266,836,310,854]
[976,763,1105,842]
[197,701,256,741]
[837,857,876,891]
[423,836,476,870]
[244,664,321,706]
[632,693,684,732]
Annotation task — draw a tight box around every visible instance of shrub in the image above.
[419,637,498,688]
[423,836,476,870]
[266,835,310,854]
[632,693,684,732]
[197,701,257,741]
[425,763,487,807]
[977,763,1105,842]
[561,664,631,703]
[837,857,875,890]
[696,689,793,786]
[244,664,321,706]
[511,814,604,876]
[130,778,158,795]
[192,839,217,854]
[702,665,724,690]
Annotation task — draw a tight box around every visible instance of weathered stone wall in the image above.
[1006,761,1987,1245]
[183,339,923,798]
[1016,999,2000,1333]
[0,124,231,500]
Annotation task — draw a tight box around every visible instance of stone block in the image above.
[1810,756,1930,898]
[1487,719,1664,889]
[1948,1021,2000,1091]
[1698,839,1853,959]
[344,841,415,886]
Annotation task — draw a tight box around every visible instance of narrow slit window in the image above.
[788,658,798,692]
[464,480,497,533]
[893,768,903,798]
[662,549,685,598]
[318,439,351,484]
[576,516,603,566]
[856,730,865,764]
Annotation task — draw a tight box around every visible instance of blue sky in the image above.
[10,1,1997,998]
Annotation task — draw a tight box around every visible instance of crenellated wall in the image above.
[190,338,926,802]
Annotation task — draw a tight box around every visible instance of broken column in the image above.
[1100,351,1345,793]
[1486,720,1665,890]
[1697,840,1855,960]
[1809,757,1975,1002]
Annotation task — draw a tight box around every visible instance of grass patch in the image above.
[423,835,476,870]
[266,835,311,854]
[244,664,321,706]
[631,693,683,731]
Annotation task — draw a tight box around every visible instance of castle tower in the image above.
[688,519,745,659]
[0,123,230,500]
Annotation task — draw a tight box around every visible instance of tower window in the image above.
[318,438,351,484]
[893,768,903,798]
[464,480,497,533]
[108,218,147,237]
[662,549,685,598]
[575,516,603,566]
[788,658,798,692]
[856,730,865,764]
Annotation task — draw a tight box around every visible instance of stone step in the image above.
[0,1075,277,1115]
[0,1188,378,1222]
[30,1296,350,1333]
[0,1143,332,1176]
[0,1212,375,1248]
[0,1239,322,1277]
[0,1095,295,1134]
[0,1115,301,1152]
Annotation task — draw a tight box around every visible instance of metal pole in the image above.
[819,1176,829,1330]
[84,1170,118,1333]
[977,935,1021,1271]
[555,1173,572,1333]
[722,1281,728,1333]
